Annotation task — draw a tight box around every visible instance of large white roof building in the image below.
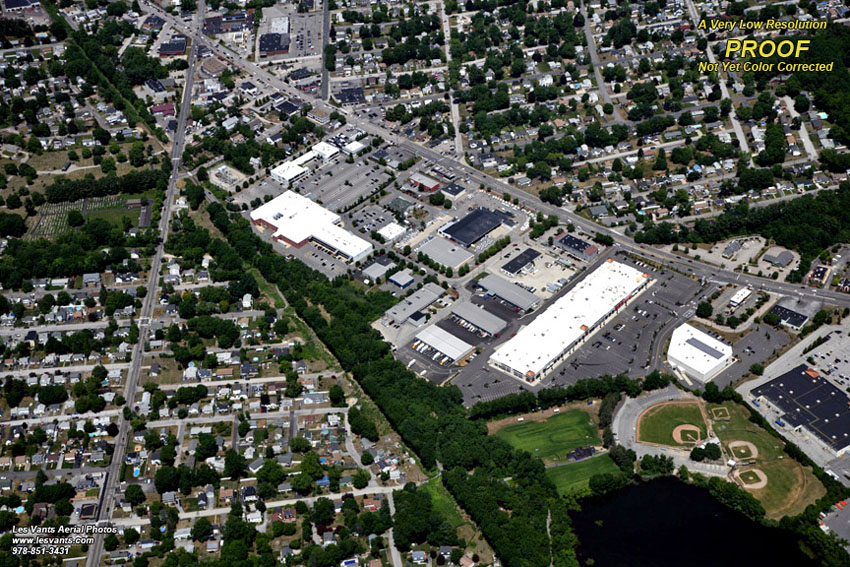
[250,191,373,263]
[667,323,733,384]
[490,259,650,382]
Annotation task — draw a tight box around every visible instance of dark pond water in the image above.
[571,477,819,567]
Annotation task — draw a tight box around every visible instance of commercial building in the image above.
[383,283,443,326]
[451,302,506,337]
[313,141,340,162]
[270,161,308,184]
[415,325,474,363]
[3,0,34,12]
[159,38,188,57]
[418,237,474,271]
[250,191,372,263]
[722,240,741,259]
[408,173,440,191]
[269,142,338,185]
[337,87,366,105]
[666,323,733,384]
[764,250,794,268]
[362,260,394,282]
[501,249,541,278]
[489,260,649,382]
[767,304,808,330]
[728,288,751,308]
[389,269,415,289]
[270,151,317,184]
[555,233,598,261]
[258,33,291,57]
[377,222,406,243]
[439,209,504,247]
[810,265,830,286]
[477,274,541,313]
[441,183,466,200]
[751,365,850,456]
[343,140,366,156]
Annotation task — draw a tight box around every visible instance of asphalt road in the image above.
[84,3,206,566]
[140,0,850,321]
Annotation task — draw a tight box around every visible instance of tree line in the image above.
[636,182,850,282]
[201,201,577,567]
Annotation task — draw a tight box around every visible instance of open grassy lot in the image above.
[710,402,826,519]
[545,454,619,495]
[422,477,466,529]
[84,207,140,227]
[495,409,600,460]
[637,401,707,447]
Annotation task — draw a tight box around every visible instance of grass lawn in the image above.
[422,477,466,529]
[637,402,707,447]
[495,410,600,460]
[740,471,761,484]
[710,402,826,519]
[85,207,140,227]
[546,454,619,494]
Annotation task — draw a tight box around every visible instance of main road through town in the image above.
[84,3,206,566]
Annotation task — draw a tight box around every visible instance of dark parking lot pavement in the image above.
[712,324,792,388]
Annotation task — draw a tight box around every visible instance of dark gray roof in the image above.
[753,364,850,451]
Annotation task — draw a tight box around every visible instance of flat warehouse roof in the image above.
[377,222,406,241]
[668,323,732,377]
[502,248,541,275]
[451,302,507,336]
[768,305,808,328]
[557,233,596,255]
[416,325,473,362]
[478,274,540,312]
[440,209,503,247]
[490,260,649,379]
[418,237,474,269]
[250,191,372,261]
[385,282,443,323]
[271,161,307,182]
[753,365,850,452]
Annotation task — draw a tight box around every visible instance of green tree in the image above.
[192,517,213,541]
[224,449,246,479]
[352,468,370,489]
[329,384,345,406]
[696,301,713,318]
[125,484,145,506]
[290,437,312,453]
[312,497,335,526]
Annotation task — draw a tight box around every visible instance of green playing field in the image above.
[546,454,620,494]
[495,410,599,459]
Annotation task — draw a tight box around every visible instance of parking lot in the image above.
[351,204,395,236]
[800,329,850,392]
[295,155,392,212]
[709,323,791,388]
[269,235,347,278]
[289,14,324,58]
[442,254,689,405]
